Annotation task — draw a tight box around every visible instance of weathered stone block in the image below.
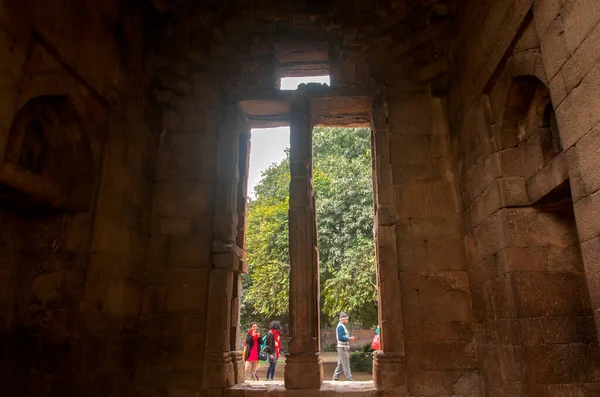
[168,235,212,269]
[165,269,209,287]
[156,182,212,218]
[511,271,589,317]
[165,286,207,315]
[581,236,600,310]
[561,0,600,54]
[283,356,323,389]
[574,124,600,197]
[406,341,477,371]
[387,95,432,136]
[391,162,443,184]
[574,189,600,242]
[547,245,584,272]
[526,152,569,204]
[474,212,508,259]
[390,134,432,165]
[540,16,570,80]
[561,16,600,94]
[533,0,563,38]
[548,383,600,396]
[542,315,598,344]
[522,344,596,384]
[428,181,459,216]
[401,272,473,326]
[500,147,524,177]
[491,275,518,320]
[405,321,476,343]
[397,216,461,240]
[142,287,166,314]
[556,60,600,149]
[406,369,454,396]
[373,352,407,391]
[500,208,579,248]
[496,246,548,274]
[394,184,431,218]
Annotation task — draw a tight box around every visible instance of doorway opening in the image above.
[312,126,377,382]
[240,126,291,381]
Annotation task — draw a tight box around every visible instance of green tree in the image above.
[241,127,377,328]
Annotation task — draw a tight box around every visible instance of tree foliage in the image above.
[241,127,377,328]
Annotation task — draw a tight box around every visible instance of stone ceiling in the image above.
[145,0,455,97]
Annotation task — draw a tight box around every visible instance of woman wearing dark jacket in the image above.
[264,321,281,381]
[244,322,264,380]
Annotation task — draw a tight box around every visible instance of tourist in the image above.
[243,322,263,380]
[332,311,356,381]
[264,320,281,380]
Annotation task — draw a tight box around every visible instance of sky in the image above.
[247,75,330,199]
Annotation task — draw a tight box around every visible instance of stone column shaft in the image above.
[203,104,247,389]
[371,101,407,392]
[284,92,323,389]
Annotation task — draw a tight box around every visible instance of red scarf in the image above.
[272,329,281,359]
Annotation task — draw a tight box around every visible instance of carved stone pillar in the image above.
[284,91,323,389]
[231,131,250,383]
[203,104,248,389]
[371,98,407,393]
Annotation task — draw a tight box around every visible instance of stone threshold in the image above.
[225,381,378,396]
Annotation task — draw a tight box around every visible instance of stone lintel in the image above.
[284,353,323,389]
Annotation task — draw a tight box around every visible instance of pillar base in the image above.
[373,352,407,393]
[284,353,323,389]
[230,350,244,385]
[203,351,235,389]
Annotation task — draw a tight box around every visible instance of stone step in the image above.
[225,381,378,397]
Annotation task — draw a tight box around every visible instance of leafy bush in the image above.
[242,127,377,327]
[323,343,338,352]
[350,350,373,373]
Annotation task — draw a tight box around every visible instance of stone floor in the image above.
[225,381,378,396]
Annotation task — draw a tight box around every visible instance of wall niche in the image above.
[0,36,109,396]
[1,95,94,212]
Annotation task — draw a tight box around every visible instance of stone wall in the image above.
[0,1,156,395]
[0,0,599,396]
[448,0,600,396]
[321,327,378,352]
[139,1,481,394]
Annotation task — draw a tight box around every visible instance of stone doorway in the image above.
[232,86,404,393]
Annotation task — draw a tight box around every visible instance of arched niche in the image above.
[499,75,562,161]
[1,95,95,212]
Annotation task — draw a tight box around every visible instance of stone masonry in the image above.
[0,1,599,397]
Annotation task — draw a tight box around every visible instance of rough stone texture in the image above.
[0,0,599,397]
[0,2,155,396]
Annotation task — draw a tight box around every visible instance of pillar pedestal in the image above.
[373,352,407,392]
[284,353,323,389]
[204,351,235,389]
[231,350,244,385]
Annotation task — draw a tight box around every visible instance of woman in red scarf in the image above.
[264,321,281,381]
[244,322,263,380]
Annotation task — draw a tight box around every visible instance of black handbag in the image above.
[259,351,268,361]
